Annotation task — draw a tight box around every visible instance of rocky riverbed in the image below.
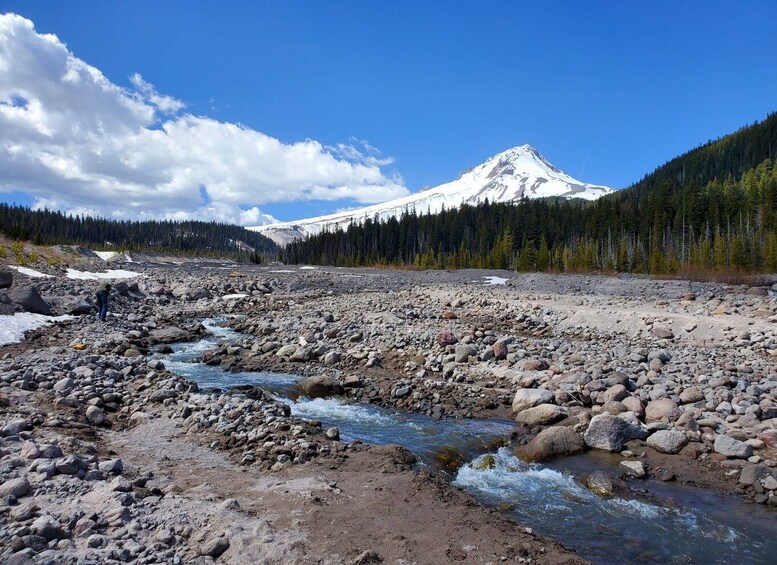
[1,259,776,563]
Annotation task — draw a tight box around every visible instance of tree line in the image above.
[284,113,777,275]
[0,203,277,261]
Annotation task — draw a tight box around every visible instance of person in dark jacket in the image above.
[95,282,111,321]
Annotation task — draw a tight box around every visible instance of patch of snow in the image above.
[483,276,509,285]
[220,293,248,300]
[8,266,53,278]
[93,251,118,261]
[66,268,141,280]
[270,270,295,273]
[299,266,318,270]
[0,313,74,347]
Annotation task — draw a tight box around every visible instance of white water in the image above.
[453,449,771,564]
[160,320,777,565]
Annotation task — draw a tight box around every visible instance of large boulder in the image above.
[0,270,12,289]
[9,284,52,315]
[584,414,648,452]
[512,388,554,413]
[515,404,567,426]
[519,426,585,462]
[646,430,688,454]
[299,375,343,398]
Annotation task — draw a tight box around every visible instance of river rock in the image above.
[645,398,679,423]
[602,384,628,403]
[0,270,12,288]
[584,414,648,452]
[493,340,509,360]
[32,515,65,540]
[651,325,674,340]
[714,434,753,459]
[512,388,554,413]
[515,404,567,426]
[679,387,705,404]
[86,405,107,425]
[299,375,343,398]
[620,460,646,478]
[519,426,585,462]
[647,430,688,454]
[739,465,768,486]
[0,477,31,498]
[436,331,458,347]
[585,470,614,496]
[9,285,52,315]
[200,536,230,558]
[454,344,477,363]
[275,344,298,357]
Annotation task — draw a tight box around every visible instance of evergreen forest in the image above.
[284,113,777,276]
[0,204,277,261]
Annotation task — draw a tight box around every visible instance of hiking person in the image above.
[95,282,111,321]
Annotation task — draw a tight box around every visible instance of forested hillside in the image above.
[285,113,777,275]
[0,203,277,260]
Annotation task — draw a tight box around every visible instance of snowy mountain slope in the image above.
[250,145,613,245]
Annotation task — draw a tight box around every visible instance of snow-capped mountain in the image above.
[250,145,613,245]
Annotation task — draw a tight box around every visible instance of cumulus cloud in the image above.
[0,14,408,225]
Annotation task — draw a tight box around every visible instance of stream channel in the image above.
[159,319,777,565]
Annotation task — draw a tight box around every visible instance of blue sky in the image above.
[1,1,776,223]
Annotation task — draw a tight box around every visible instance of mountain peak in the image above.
[250,145,614,245]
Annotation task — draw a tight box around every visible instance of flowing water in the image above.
[160,319,777,565]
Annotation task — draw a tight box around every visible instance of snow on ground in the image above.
[0,313,74,347]
[8,266,53,278]
[483,276,509,285]
[270,270,295,273]
[219,293,248,300]
[66,268,141,280]
[299,266,319,270]
[93,251,118,261]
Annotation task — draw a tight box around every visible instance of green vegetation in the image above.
[285,113,777,276]
[0,205,277,262]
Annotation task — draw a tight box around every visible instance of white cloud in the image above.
[0,14,409,225]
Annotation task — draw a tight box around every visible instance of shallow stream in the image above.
[160,319,777,564]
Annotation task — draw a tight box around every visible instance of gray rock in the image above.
[620,460,646,478]
[200,536,230,558]
[9,285,52,315]
[86,405,106,425]
[519,426,585,462]
[679,387,705,404]
[275,344,298,357]
[646,430,689,454]
[0,270,12,288]
[512,388,554,413]
[0,477,31,498]
[584,414,648,452]
[454,344,477,363]
[515,404,567,426]
[299,375,343,398]
[714,435,753,459]
[739,465,768,486]
[98,458,123,474]
[32,515,65,540]
[53,377,75,393]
